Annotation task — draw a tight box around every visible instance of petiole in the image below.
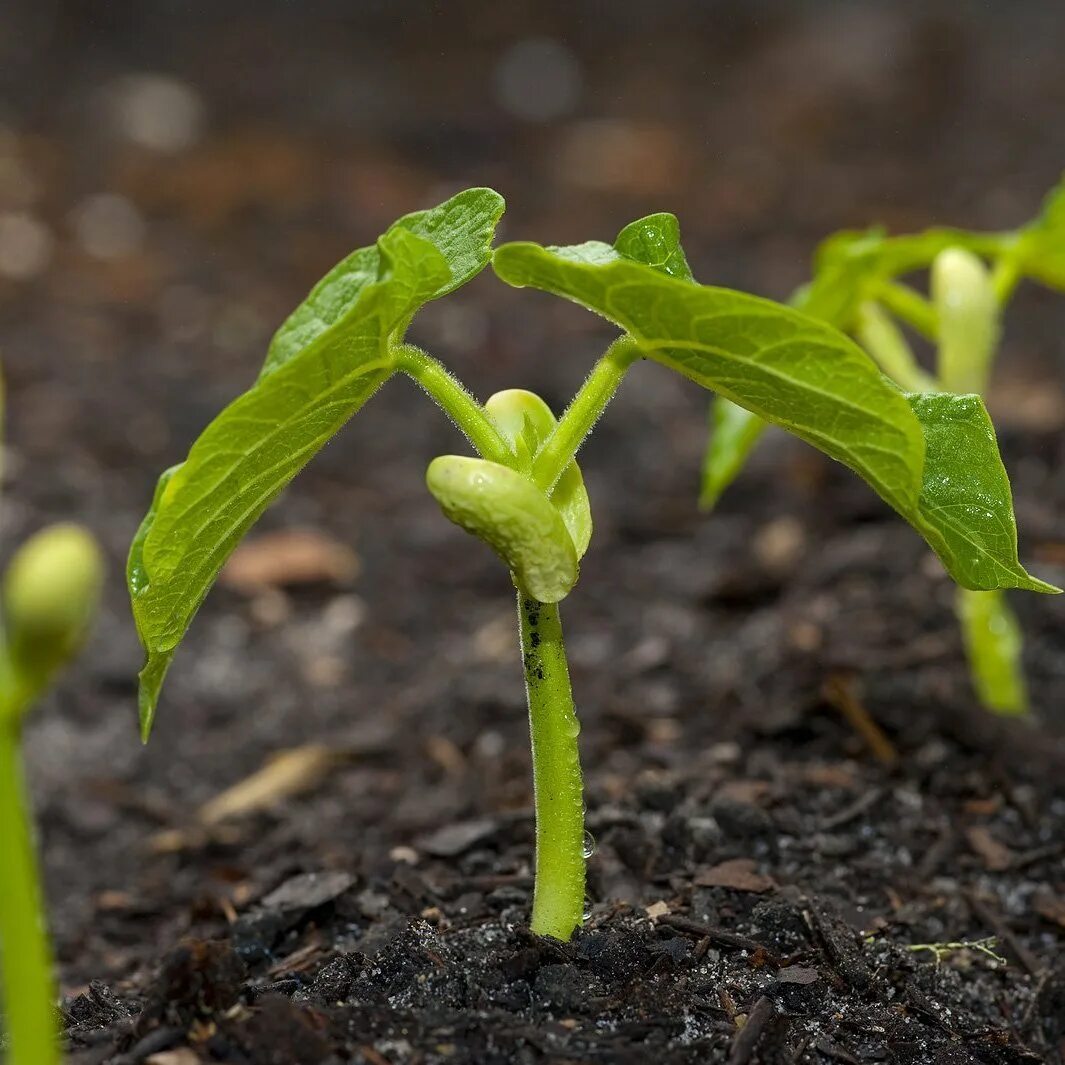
[871,279,938,340]
[532,337,641,492]
[393,344,514,466]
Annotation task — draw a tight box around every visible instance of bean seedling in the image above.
[701,178,1065,714]
[128,189,1056,942]
[0,372,104,1065]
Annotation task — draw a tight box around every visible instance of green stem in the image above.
[393,345,514,466]
[854,301,936,393]
[0,717,59,1065]
[0,356,59,1063]
[532,338,640,492]
[872,280,938,341]
[990,253,1022,306]
[955,587,1028,716]
[517,592,585,940]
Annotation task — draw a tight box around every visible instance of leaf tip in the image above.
[614,212,693,282]
[474,186,506,215]
[1022,574,1062,595]
[137,648,174,743]
[138,683,155,744]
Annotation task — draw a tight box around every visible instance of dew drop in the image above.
[581,830,596,859]
[583,897,593,922]
[128,562,148,596]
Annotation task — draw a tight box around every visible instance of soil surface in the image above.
[2,3,1065,1063]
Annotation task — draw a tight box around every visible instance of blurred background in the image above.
[1,0,1064,991]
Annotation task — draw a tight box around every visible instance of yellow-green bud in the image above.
[485,389,557,460]
[3,523,104,684]
[931,247,999,395]
[484,390,593,560]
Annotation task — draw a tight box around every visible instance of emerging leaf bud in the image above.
[3,523,104,686]
[931,247,999,395]
[485,389,557,455]
[484,390,593,559]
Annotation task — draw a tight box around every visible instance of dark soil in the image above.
[2,3,1065,1063]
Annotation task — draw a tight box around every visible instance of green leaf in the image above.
[1016,173,1065,292]
[610,213,770,514]
[614,213,694,282]
[800,225,1007,329]
[699,398,766,511]
[492,239,1056,594]
[799,227,889,327]
[799,177,1065,327]
[129,189,506,739]
[955,588,1028,716]
[703,219,1011,511]
[495,239,924,512]
[264,188,505,376]
[905,393,1056,593]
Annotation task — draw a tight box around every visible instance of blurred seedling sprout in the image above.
[128,190,1055,944]
[700,179,1065,716]
[0,370,104,1065]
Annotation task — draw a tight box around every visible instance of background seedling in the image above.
[700,178,1065,715]
[906,937,1007,967]
[128,190,1055,943]
[0,372,104,1065]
